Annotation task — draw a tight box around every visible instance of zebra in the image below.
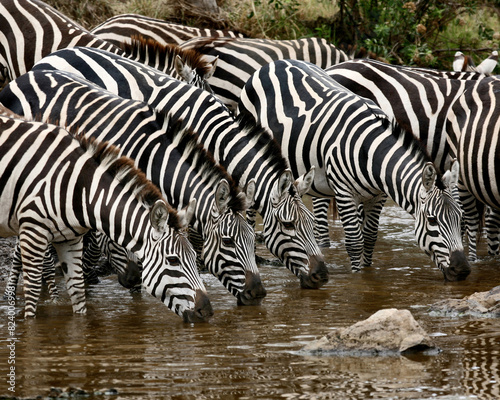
[179,36,351,111]
[32,46,329,288]
[309,59,483,248]
[323,59,497,261]
[238,59,471,281]
[91,13,245,46]
[0,113,212,321]
[0,69,266,305]
[0,0,216,89]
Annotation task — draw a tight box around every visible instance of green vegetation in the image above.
[48,0,500,72]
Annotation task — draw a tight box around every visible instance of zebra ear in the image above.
[204,56,218,80]
[294,166,315,197]
[150,200,169,233]
[175,55,194,83]
[242,179,256,209]
[422,162,437,192]
[215,179,231,214]
[442,159,460,189]
[178,199,197,229]
[271,169,293,205]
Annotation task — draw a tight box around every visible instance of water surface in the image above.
[1,200,499,399]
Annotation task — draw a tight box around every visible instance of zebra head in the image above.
[142,199,214,322]
[202,179,267,305]
[264,169,329,289]
[415,161,471,281]
[173,54,218,94]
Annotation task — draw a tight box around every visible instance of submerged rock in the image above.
[303,308,438,355]
[429,285,500,317]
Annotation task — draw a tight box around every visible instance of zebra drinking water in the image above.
[0,69,265,306]
[0,113,211,321]
[238,59,471,281]
[32,46,329,288]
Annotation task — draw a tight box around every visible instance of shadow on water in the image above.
[1,199,500,399]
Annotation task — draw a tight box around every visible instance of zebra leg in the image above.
[42,246,59,301]
[336,194,364,272]
[485,207,500,256]
[52,238,87,315]
[460,189,482,262]
[81,230,101,284]
[3,242,23,300]
[312,197,331,247]
[360,194,387,268]
[18,233,47,318]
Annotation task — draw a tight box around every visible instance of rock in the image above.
[429,286,500,317]
[303,308,438,355]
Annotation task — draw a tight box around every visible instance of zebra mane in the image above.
[120,35,215,77]
[73,132,184,229]
[383,118,446,190]
[162,118,247,213]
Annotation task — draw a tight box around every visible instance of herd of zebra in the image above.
[0,0,498,322]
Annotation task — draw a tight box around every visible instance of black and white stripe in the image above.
[0,0,215,88]
[91,13,244,46]
[239,59,471,281]
[0,68,266,305]
[179,36,351,111]
[0,113,211,320]
[323,59,498,261]
[32,46,329,288]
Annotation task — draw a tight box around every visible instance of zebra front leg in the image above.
[312,197,331,247]
[460,189,483,262]
[18,233,48,318]
[42,246,59,301]
[336,195,364,272]
[52,238,87,315]
[360,194,387,268]
[486,207,500,256]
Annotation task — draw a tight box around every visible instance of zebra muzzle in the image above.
[183,289,214,323]
[237,271,267,306]
[442,250,471,282]
[300,255,329,289]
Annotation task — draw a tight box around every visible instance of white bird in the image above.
[476,50,498,74]
[453,51,465,72]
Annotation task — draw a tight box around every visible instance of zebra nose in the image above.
[237,271,267,306]
[117,259,142,289]
[443,250,471,281]
[300,255,329,289]
[183,289,214,323]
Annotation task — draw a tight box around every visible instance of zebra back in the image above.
[0,68,265,305]
[239,59,470,281]
[32,46,329,289]
[91,13,245,46]
[0,114,211,320]
[179,36,351,111]
[325,59,480,174]
[0,0,213,89]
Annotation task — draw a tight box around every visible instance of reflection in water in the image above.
[0,200,500,399]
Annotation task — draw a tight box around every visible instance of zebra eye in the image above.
[428,216,438,226]
[282,221,295,230]
[167,256,180,266]
[222,237,235,247]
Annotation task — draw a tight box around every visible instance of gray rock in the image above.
[303,308,438,355]
[429,285,500,317]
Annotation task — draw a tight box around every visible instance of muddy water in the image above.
[1,199,500,399]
